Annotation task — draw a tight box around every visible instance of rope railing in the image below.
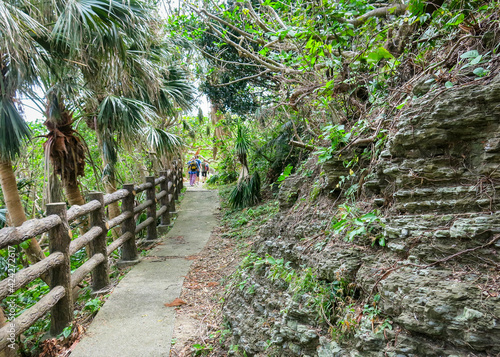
[0,161,184,350]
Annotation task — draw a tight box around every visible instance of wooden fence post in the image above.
[172,163,179,202]
[159,170,171,226]
[145,176,157,241]
[121,184,139,263]
[168,170,176,214]
[46,203,73,336]
[87,192,110,292]
[176,161,183,195]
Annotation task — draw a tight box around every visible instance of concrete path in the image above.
[71,186,219,357]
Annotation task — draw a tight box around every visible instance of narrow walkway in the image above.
[71,187,219,357]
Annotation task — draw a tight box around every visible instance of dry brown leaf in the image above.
[164,298,187,307]
[206,282,219,287]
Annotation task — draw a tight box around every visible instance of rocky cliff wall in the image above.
[223,75,500,356]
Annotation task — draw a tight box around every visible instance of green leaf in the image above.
[332,220,347,233]
[361,212,378,221]
[258,47,269,56]
[473,67,489,77]
[277,164,293,182]
[460,50,479,59]
[447,13,464,26]
[366,47,394,65]
[445,81,454,88]
[470,55,482,65]
[62,326,72,338]
[396,98,408,109]
[266,256,276,265]
[20,239,31,250]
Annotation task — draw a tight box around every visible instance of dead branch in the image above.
[371,234,500,294]
[211,70,272,87]
[195,45,264,68]
[347,4,408,27]
[289,140,315,151]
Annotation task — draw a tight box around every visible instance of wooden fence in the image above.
[0,163,184,350]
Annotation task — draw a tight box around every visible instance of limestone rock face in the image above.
[223,78,500,356]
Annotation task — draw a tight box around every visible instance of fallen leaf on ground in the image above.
[206,282,219,287]
[164,298,187,307]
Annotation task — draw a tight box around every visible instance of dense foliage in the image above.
[169,0,500,202]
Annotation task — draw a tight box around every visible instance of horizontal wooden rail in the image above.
[134,181,153,194]
[156,206,167,218]
[156,190,167,200]
[71,253,106,289]
[67,200,101,222]
[69,226,102,256]
[0,215,61,249]
[107,211,133,230]
[155,176,166,185]
[0,285,65,350]
[135,217,154,234]
[133,199,153,214]
[103,189,129,206]
[106,232,133,256]
[0,252,64,300]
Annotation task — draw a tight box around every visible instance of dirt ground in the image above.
[169,215,240,356]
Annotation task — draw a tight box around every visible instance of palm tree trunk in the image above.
[63,181,85,206]
[63,180,90,239]
[0,159,45,264]
[96,129,121,239]
[104,175,121,240]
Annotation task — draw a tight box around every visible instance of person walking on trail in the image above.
[201,160,209,183]
[195,155,202,184]
[187,157,199,186]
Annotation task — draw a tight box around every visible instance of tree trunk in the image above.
[104,175,121,239]
[0,307,15,357]
[62,179,90,238]
[238,164,249,184]
[211,105,224,160]
[0,159,45,265]
[63,181,85,207]
[95,128,121,240]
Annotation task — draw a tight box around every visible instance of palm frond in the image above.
[229,172,261,209]
[0,99,31,161]
[0,0,47,66]
[102,134,118,167]
[142,127,181,156]
[97,95,158,139]
[157,67,195,113]
[51,0,148,54]
[235,123,251,157]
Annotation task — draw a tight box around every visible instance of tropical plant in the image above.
[0,0,48,265]
[229,122,261,209]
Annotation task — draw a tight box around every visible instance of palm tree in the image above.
[0,4,48,354]
[86,38,195,227]
[229,122,261,209]
[0,0,48,264]
[40,0,152,209]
